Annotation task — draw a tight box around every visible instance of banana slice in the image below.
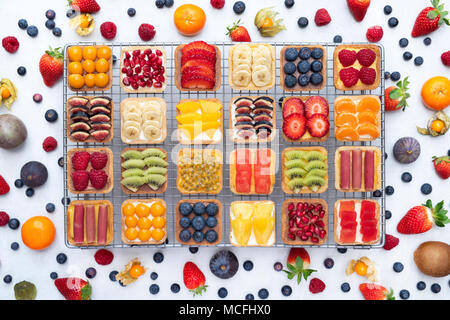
[143,124,161,140]
[123,120,141,130]
[124,125,140,140]
[142,102,161,113]
[235,64,252,72]
[232,69,251,87]
[142,110,161,121]
[252,65,271,87]
[232,44,252,66]
[253,57,269,68]
[123,112,142,123]
[124,103,141,115]
[143,120,161,129]
[252,45,271,62]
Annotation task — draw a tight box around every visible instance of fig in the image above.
[393,136,420,164]
[20,161,48,188]
[414,241,450,277]
[0,114,27,149]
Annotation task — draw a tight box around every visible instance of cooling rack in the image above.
[62,41,386,249]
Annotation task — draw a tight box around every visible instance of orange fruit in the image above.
[68,46,82,62]
[173,4,206,36]
[357,123,379,139]
[125,227,138,240]
[95,58,109,73]
[152,216,166,229]
[68,62,83,75]
[129,264,145,279]
[261,17,274,28]
[357,96,380,113]
[1,87,11,99]
[151,228,165,241]
[68,74,84,89]
[357,111,377,125]
[82,59,95,73]
[135,203,150,218]
[335,126,359,141]
[82,46,97,60]
[137,217,152,230]
[431,119,445,133]
[97,46,112,60]
[122,202,135,216]
[80,15,91,28]
[334,98,356,113]
[21,216,56,250]
[335,113,358,127]
[125,216,137,228]
[84,74,96,88]
[150,201,165,217]
[421,76,450,111]
[355,261,368,276]
[138,229,152,241]
[95,73,109,88]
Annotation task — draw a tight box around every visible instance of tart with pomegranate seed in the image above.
[120,46,167,93]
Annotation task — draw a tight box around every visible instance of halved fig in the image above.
[71,131,90,141]
[234,97,253,108]
[235,113,253,122]
[254,96,274,106]
[235,106,252,114]
[254,120,273,130]
[91,130,109,141]
[68,97,89,106]
[253,112,272,122]
[235,121,253,130]
[237,129,254,139]
[90,106,111,115]
[256,127,272,139]
[70,105,89,113]
[70,111,89,122]
[90,122,111,131]
[253,106,273,114]
[89,96,111,106]
[90,113,110,123]
[70,121,91,132]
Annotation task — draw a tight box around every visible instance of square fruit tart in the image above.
[334,95,381,141]
[121,199,167,245]
[334,199,380,245]
[66,45,113,92]
[229,96,276,143]
[335,146,382,192]
[281,147,328,194]
[176,199,222,246]
[281,96,330,142]
[333,44,381,91]
[67,96,113,143]
[230,201,275,247]
[174,41,221,91]
[280,45,326,91]
[229,148,276,195]
[67,147,113,194]
[281,199,328,245]
[177,148,222,194]
[120,46,166,93]
[120,148,168,194]
[229,43,275,91]
[66,200,114,247]
[120,97,166,144]
[176,99,223,144]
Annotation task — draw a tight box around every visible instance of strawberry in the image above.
[283,97,305,118]
[306,114,330,138]
[411,0,449,37]
[182,41,216,56]
[68,0,100,14]
[183,262,207,296]
[383,234,399,251]
[314,8,331,26]
[442,51,450,66]
[39,47,63,87]
[384,77,410,111]
[0,175,10,195]
[397,200,449,234]
[54,277,92,300]
[432,155,450,179]
[366,25,383,42]
[304,96,329,118]
[359,283,395,300]
[347,0,371,22]
[89,169,108,190]
[283,114,307,140]
[284,248,316,284]
[181,75,215,89]
[226,20,251,42]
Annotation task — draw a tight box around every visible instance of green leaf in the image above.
[295,256,303,270]
[389,89,402,100]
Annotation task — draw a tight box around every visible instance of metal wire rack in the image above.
[63,41,386,249]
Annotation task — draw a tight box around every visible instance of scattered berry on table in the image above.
[18,19,28,29]
[414,56,423,66]
[243,260,254,271]
[153,252,164,263]
[401,172,412,182]
[285,0,295,8]
[171,283,180,293]
[385,186,394,195]
[403,51,413,61]
[373,189,382,197]
[385,210,392,220]
[2,36,20,53]
[333,35,342,43]
[8,218,20,230]
[388,17,398,27]
[233,1,246,14]
[423,37,432,46]
[431,283,441,293]
[165,0,174,8]
[58,157,64,168]
[45,9,56,20]
[420,183,432,195]
[393,262,404,272]
[341,282,351,292]
[3,275,12,284]
[337,248,347,254]
[85,267,97,279]
[390,71,401,81]
[46,203,55,213]
[385,152,388,160]
[315,8,331,26]
[27,25,38,37]
[150,272,158,280]
[245,293,255,300]
[448,149,450,156]
[309,278,326,294]
[45,109,58,122]
[258,288,269,299]
[42,136,57,152]
[109,271,118,282]
[297,17,309,28]
[211,0,225,9]
[189,246,199,254]
[281,285,292,296]
[25,187,34,197]
[138,23,156,41]
[11,242,19,250]
[399,289,410,299]
[324,258,334,269]
[416,281,426,290]
[100,22,116,40]
[56,253,67,264]
[127,8,136,17]
[14,179,24,188]
[273,262,283,272]
[149,284,160,294]
[33,93,43,103]
[442,51,450,66]
[45,20,55,30]
[155,0,165,8]
[384,5,392,15]
[366,25,383,42]
[50,272,58,280]
[0,211,10,226]
[383,234,399,250]
[384,71,390,79]
[94,249,114,265]
[218,287,228,298]
[17,66,27,76]
[66,9,76,18]
[61,197,71,205]
[399,38,409,48]
[112,54,117,64]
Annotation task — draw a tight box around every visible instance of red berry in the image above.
[366,25,383,42]
[314,8,331,26]
[309,278,326,294]
[72,170,89,191]
[0,211,10,226]
[42,136,57,152]
[306,114,330,138]
[94,249,114,265]
[2,36,20,53]
[282,97,305,119]
[357,49,376,67]
[0,175,10,196]
[89,169,108,190]
[339,67,359,87]
[138,23,156,41]
[441,51,450,66]
[338,49,357,67]
[72,151,90,170]
[100,22,117,40]
[304,96,329,119]
[359,67,376,85]
[90,151,108,170]
[383,234,399,251]
[210,0,225,9]
[283,113,307,140]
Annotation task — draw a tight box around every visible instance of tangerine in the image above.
[334,98,356,113]
[335,113,358,127]
[357,123,379,139]
[335,126,359,141]
[421,76,450,111]
[357,111,377,125]
[173,4,206,36]
[150,201,165,217]
[357,96,380,113]
[21,216,56,250]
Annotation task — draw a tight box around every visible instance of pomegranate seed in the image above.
[132,50,140,56]
[311,237,319,243]
[288,212,296,219]
[301,235,308,241]
[309,224,315,232]
[311,215,318,224]
[289,227,297,234]
[308,204,314,211]
[305,231,312,237]
[135,66,141,74]
[159,66,165,73]
[319,210,326,218]
[289,219,294,228]
[316,204,322,212]
[121,67,127,73]
[298,223,307,229]
[149,53,156,60]
[146,80,153,87]
[316,220,325,228]
[288,203,294,211]
[314,226,320,235]
[289,233,296,240]
[153,81,162,88]
[296,203,303,211]
[301,216,309,224]
[157,75,165,82]
[155,49,162,56]
[125,52,131,59]
[122,77,130,86]
[296,210,302,217]
[296,230,303,237]
[138,80,146,87]
[124,59,130,67]
[130,61,135,68]
[319,230,326,239]
[131,82,139,89]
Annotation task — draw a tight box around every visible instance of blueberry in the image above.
[243,260,254,271]
[384,5,392,15]
[3,275,12,284]
[179,202,193,216]
[11,242,19,250]
[118,280,125,287]
[109,271,118,282]
[193,202,206,215]
[192,231,204,242]
[85,267,97,279]
[384,71,391,79]
[431,283,441,293]
[373,190,382,197]
[45,20,55,30]
[165,0,174,7]
[33,93,43,103]
[416,281,426,290]
[150,272,158,280]
[191,216,205,231]
[273,262,283,271]
[56,253,67,264]
[284,75,297,88]
[233,1,246,14]
[179,217,191,228]
[403,51,413,61]
[27,25,38,37]
[285,48,299,61]
[401,172,412,182]
[284,62,297,75]
[281,285,292,296]
[206,203,219,216]
[18,19,28,29]
[179,229,191,242]
[393,262,404,272]
[245,293,254,300]
[299,47,311,60]
[388,17,399,27]
[153,252,164,263]
[324,258,334,269]
[26,187,35,197]
[385,210,392,220]
[297,17,308,28]
[52,27,62,37]
[423,37,432,46]
[61,197,71,205]
[399,289,410,299]
[15,179,24,188]
[66,9,76,18]
[341,282,351,292]
[414,56,423,66]
[155,0,165,8]
[337,248,347,254]
[297,60,310,74]
[50,272,58,280]
[284,0,295,8]
[385,152,388,160]
[385,186,394,195]
[390,72,401,81]
[420,183,432,195]
[258,288,269,299]
[399,38,409,48]
[189,247,198,254]
[8,218,20,230]
[448,149,450,156]
[310,73,323,85]
[206,216,217,228]
[17,66,27,76]
[298,74,310,86]
[218,287,228,298]
[311,60,323,72]
[171,283,180,293]
[127,8,136,17]
[149,284,160,294]
[112,55,117,64]
[311,48,323,59]
[333,35,343,43]
[45,109,58,122]
[45,9,56,20]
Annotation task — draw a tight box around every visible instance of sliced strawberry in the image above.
[304,96,329,118]
[283,97,305,119]
[306,114,330,138]
[181,49,216,64]
[182,41,216,56]
[283,114,307,140]
[181,75,215,89]
[181,59,215,73]
[182,65,215,80]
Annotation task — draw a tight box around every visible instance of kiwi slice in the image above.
[284,150,306,161]
[145,167,168,175]
[121,150,144,160]
[145,174,167,190]
[144,156,168,168]
[285,167,307,179]
[141,148,166,159]
[306,168,327,178]
[122,168,145,178]
[303,176,326,192]
[122,159,146,169]
[304,160,327,172]
[285,158,307,169]
[121,176,146,192]
[287,178,305,193]
[304,151,327,162]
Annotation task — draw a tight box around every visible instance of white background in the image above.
[0,0,449,300]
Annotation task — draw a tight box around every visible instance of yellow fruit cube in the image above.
[176,101,201,114]
[176,112,202,124]
[199,100,222,113]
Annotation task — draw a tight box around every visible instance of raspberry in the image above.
[2,36,20,53]
[138,23,156,41]
[441,51,450,66]
[314,8,331,26]
[357,49,376,67]
[366,25,383,42]
[338,49,357,67]
[359,67,376,85]
[89,169,108,190]
[72,151,90,170]
[94,249,114,265]
[100,21,117,40]
[42,136,57,152]
[210,0,225,9]
[90,152,108,170]
[309,278,326,294]
[0,211,10,226]
[339,67,359,87]
[0,175,10,195]
[72,170,89,191]
[383,234,399,251]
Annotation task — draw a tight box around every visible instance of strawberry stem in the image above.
[388,76,410,111]
[424,199,450,227]
[190,285,208,297]
[283,257,316,285]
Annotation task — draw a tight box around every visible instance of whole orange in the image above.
[21,216,56,250]
[173,4,206,36]
[421,76,450,111]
